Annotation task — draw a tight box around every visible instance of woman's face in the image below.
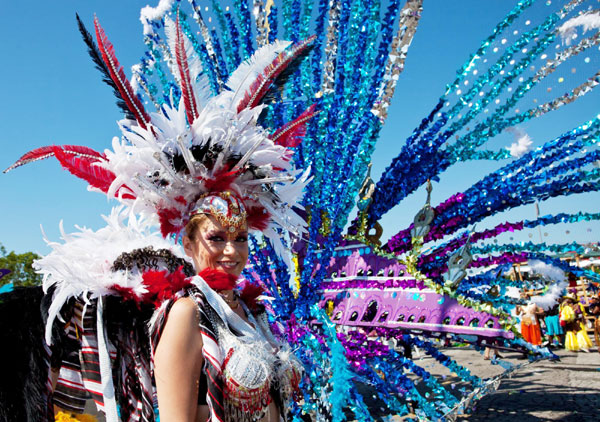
[183,215,249,278]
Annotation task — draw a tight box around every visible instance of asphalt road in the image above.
[82,345,600,421]
[454,347,600,422]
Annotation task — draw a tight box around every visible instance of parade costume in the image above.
[561,298,593,352]
[519,302,542,346]
[2,1,600,421]
[3,10,314,421]
[544,304,564,339]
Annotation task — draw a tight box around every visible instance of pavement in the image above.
[446,347,600,422]
[375,345,600,422]
[84,345,600,421]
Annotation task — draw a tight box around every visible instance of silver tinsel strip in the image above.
[372,0,423,122]
[532,69,600,118]
[320,0,341,95]
[253,0,268,48]
[131,66,160,109]
[188,0,225,90]
[533,33,600,83]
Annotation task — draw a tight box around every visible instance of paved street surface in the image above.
[446,347,600,422]
[85,346,600,421]
[378,346,600,422]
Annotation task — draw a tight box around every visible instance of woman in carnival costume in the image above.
[516,295,544,346]
[152,192,304,422]
[560,294,593,352]
[542,298,564,348]
[2,10,315,422]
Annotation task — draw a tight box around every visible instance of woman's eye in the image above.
[236,236,248,242]
[208,235,224,242]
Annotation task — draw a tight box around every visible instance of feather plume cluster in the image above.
[7,15,316,257]
[97,18,314,244]
[527,260,568,310]
[35,207,187,345]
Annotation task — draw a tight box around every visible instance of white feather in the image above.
[225,40,292,108]
[35,207,189,345]
[527,260,567,310]
[559,12,600,45]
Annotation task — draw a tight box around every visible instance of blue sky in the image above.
[1,0,598,255]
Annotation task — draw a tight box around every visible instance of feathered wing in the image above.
[35,207,195,420]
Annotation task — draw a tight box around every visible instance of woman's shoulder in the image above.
[150,291,201,351]
[169,296,199,321]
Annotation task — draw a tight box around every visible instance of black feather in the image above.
[259,44,314,106]
[76,14,136,120]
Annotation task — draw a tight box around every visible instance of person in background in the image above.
[560,294,592,352]
[543,298,564,348]
[587,289,600,353]
[517,296,544,346]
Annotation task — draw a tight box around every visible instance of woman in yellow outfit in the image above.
[560,294,593,352]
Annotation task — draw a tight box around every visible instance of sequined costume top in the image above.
[150,278,302,422]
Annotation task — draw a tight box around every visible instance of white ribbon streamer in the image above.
[96,296,120,421]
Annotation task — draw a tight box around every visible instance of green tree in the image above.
[0,243,42,287]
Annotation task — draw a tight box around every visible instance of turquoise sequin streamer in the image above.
[233,0,254,59]
[209,0,237,74]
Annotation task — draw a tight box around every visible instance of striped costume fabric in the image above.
[150,287,226,422]
[53,302,88,413]
[52,299,154,422]
[112,328,154,421]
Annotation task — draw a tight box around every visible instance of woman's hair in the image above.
[185,213,209,240]
[111,246,195,276]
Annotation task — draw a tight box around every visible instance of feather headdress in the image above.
[6,16,317,249]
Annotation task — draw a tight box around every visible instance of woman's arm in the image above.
[154,297,204,422]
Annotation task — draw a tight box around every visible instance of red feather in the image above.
[175,13,199,125]
[94,17,151,129]
[237,36,316,112]
[52,146,111,191]
[5,144,134,199]
[202,168,238,193]
[60,145,106,159]
[246,206,270,231]
[4,145,104,173]
[239,282,265,311]
[52,146,135,199]
[198,268,238,290]
[157,207,183,237]
[4,146,59,173]
[270,104,318,148]
[142,266,192,306]
[110,285,141,304]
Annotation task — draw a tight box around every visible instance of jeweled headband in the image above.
[191,192,247,233]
